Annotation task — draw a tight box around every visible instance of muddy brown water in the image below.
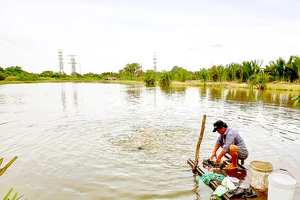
[0,83,299,200]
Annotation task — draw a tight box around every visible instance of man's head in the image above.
[213,120,228,134]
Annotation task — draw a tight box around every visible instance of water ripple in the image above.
[0,83,299,199]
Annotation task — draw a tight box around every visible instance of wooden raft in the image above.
[188,157,268,200]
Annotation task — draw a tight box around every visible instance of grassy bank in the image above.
[1,79,300,91]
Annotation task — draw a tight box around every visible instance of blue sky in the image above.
[1,0,300,74]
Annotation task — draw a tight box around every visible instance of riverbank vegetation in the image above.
[1,56,300,93]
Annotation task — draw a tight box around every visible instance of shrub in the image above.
[144,70,157,86]
[5,76,17,81]
[0,72,5,80]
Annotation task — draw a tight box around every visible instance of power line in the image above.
[0,29,56,61]
[0,39,40,57]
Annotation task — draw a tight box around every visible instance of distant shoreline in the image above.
[1,80,300,91]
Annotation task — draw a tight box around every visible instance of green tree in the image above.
[170,66,182,74]
[17,72,39,81]
[83,73,102,79]
[159,71,172,86]
[286,55,300,82]
[3,66,24,76]
[197,68,209,85]
[144,70,157,86]
[40,71,54,78]
[241,60,262,82]
[176,68,188,82]
[71,72,83,78]
[265,58,287,81]
[0,72,5,80]
[119,63,142,79]
[226,63,242,82]
[249,70,271,90]
[210,65,225,82]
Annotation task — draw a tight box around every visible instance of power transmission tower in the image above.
[58,49,64,74]
[68,55,77,77]
[78,61,81,74]
[153,52,157,72]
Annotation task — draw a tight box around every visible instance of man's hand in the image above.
[210,153,217,161]
[216,158,222,165]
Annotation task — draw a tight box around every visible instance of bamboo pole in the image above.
[0,156,18,176]
[192,115,206,173]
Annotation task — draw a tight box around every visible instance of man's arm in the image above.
[210,144,221,160]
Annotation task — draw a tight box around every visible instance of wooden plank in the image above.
[187,158,231,200]
[188,158,268,200]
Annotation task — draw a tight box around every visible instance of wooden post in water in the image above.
[192,115,206,173]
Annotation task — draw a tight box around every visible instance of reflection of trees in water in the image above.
[148,86,157,106]
[225,89,255,102]
[73,84,78,109]
[198,86,209,100]
[145,86,158,106]
[209,88,223,100]
[61,85,66,111]
[199,87,297,107]
[261,91,292,107]
[0,94,5,104]
[125,85,142,103]
[154,86,157,105]
[160,86,186,99]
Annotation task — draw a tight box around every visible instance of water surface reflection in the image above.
[0,83,299,200]
[200,87,299,108]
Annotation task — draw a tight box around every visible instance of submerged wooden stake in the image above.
[192,115,206,173]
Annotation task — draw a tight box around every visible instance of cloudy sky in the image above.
[1,0,300,74]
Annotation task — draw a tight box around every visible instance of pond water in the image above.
[0,83,299,200]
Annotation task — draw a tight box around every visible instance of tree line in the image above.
[1,55,300,90]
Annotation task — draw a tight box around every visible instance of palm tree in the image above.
[226,63,242,82]
[176,68,188,82]
[210,65,225,82]
[265,58,287,81]
[159,71,172,86]
[199,68,209,85]
[249,70,271,90]
[144,70,157,86]
[286,55,300,82]
[241,60,262,82]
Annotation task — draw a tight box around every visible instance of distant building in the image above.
[105,77,118,80]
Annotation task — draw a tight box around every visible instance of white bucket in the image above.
[249,160,273,191]
[268,170,297,200]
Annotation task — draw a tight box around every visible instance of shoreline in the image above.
[1,80,300,91]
